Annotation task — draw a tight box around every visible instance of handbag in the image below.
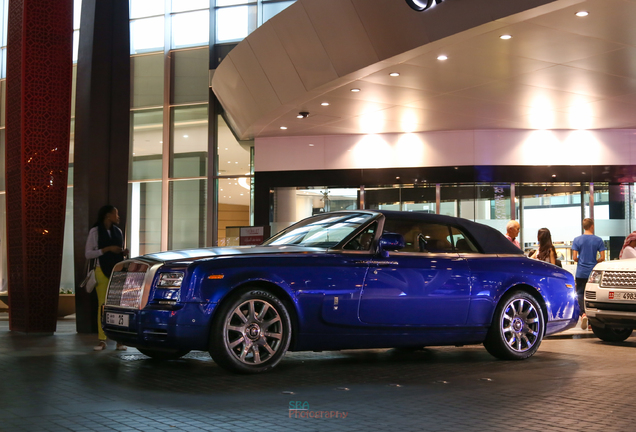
[80,259,97,293]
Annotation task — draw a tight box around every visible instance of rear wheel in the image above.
[209,288,292,374]
[591,325,633,342]
[137,347,190,360]
[484,290,545,360]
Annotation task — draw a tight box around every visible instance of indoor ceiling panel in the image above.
[565,47,636,80]
[360,63,495,94]
[451,79,600,109]
[469,21,624,65]
[269,3,339,91]
[407,94,536,122]
[301,0,379,77]
[244,23,306,105]
[512,65,636,98]
[299,96,393,119]
[325,81,437,105]
[526,0,636,47]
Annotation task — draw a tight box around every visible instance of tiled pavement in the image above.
[1,313,634,432]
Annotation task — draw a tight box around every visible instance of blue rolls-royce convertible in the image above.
[102,211,578,373]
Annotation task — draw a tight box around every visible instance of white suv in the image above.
[585,259,636,342]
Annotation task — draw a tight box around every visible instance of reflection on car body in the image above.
[103,211,578,373]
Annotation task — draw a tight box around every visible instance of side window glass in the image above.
[450,227,478,253]
[382,218,453,253]
[418,223,453,253]
[343,222,377,251]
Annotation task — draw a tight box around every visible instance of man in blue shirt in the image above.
[572,218,606,329]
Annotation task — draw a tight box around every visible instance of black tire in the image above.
[209,288,292,374]
[591,325,633,342]
[484,290,545,360]
[137,347,190,360]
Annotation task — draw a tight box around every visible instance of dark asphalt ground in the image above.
[0,314,633,432]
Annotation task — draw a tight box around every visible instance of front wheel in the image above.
[209,289,292,374]
[137,347,190,360]
[484,290,545,360]
[591,325,633,342]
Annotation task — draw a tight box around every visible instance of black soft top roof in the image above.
[375,210,523,255]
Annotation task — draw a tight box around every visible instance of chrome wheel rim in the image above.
[224,299,283,365]
[501,298,541,353]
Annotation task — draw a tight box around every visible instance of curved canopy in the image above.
[212,0,636,140]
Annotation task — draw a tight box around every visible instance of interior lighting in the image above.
[389,72,400,77]
[321,102,329,106]
[183,135,189,138]
[308,144,315,147]
[351,88,361,92]
[500,34,512,40]
[575,11,589,17]
[437,55,448,61]
[280,126,287,130]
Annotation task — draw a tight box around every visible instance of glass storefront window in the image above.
[171,105,208,178]
[218,177,251,245]
[262,0,294,23]
[130,17,164,54]
[217,0,256,6]
[169,179,207,249]
[132,54,164,108]
[216,5,256,42]
[271,187,358,235]
[518,183,589,265]
[132,109,163,180]
[218,116,251,176]
[172,11,209,48]
[130,0,164,19]
[129,181,162,257]
[172,48,209,104]
[72,30,79,63]
[172,0,210,13]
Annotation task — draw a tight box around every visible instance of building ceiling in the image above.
[212,0,636,140]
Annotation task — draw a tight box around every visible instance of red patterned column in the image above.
[5,0,73,332]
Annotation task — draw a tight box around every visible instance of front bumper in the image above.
[584,283,636,329]
[102,303,214,351]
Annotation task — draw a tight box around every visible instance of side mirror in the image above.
[378,233,405,257]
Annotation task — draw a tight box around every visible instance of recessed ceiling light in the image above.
[321,102,329,106]
[351,88,361,92]
[389,72,400,77]
[183,135,188,138]
[437,55,448,61]
[500,34,512,40]
[308,144,315,147]
[575,11,588,17]
[280,126,287,130]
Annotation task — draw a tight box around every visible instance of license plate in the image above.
[609,292,636,300]
[106,312,129,327]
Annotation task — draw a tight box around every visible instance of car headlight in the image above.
[588,270,603,284]
[157,272,184,288]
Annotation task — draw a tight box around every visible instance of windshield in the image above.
[263,212,376,248]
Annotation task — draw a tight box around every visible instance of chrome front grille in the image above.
[105,260,155,309]
[106,271,146,308]
[600,271,636,288]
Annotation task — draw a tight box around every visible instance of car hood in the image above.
[141,245,326,264]
[594,259,636,272]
